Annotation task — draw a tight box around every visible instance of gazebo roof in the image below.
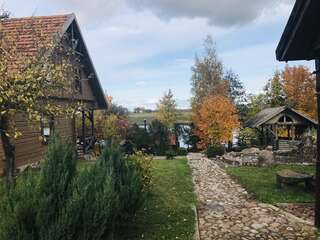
[245,106,317,128]
[276,0,320,61]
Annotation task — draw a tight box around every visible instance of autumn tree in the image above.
[264,71,286,107]
[194,95,240,148]
[191,36,228,110]
[156,89,178,128]
[0,17,81,187]
[95,95,129,144]
[282,65,316,118]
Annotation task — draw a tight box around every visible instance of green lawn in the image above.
[226,164,315,204]
[129,111,192,124]
[118,158,196,240]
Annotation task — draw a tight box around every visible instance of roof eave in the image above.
[276,0,320,61]
[60,15,108,109]
[72,17,108,109]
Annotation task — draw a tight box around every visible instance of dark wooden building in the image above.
[0,14,107,175]
[246,106,317,150]
[276,0,320,227]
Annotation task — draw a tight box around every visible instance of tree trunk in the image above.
[0,115,16,189]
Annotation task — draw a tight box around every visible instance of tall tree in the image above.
[264,71,286,107]
[155,89,178,128]
[0,17,81,187]
[224,69,247,119]
[191,36,228,110]
[194,95,240,148]
[282,65,316,118]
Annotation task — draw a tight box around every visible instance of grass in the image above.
[117,158,196,240]
[226,164,315,204]
[128,110,192,124]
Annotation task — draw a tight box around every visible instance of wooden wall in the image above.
[0,114,74,175]
[0,67,98,176]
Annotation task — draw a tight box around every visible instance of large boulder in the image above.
[258,149,274,166]
[241,147,260,155]
[222,153,241,166]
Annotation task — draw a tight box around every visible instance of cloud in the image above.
[135,81,146,87]
[46,0,126,26]
[42,0,294,27]
[126,0,294,27]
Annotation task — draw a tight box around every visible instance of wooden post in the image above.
[275,124,279,150]
[91,109,94,138]
[314,59,320,228]
[292,125,296,140]
[261,125,264,146]
[82,110,86,154]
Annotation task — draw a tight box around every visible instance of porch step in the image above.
[77,145,84,159]
[279,141,290,149]
[278,140,300,151]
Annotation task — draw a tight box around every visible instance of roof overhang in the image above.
[276,0,320,61]
[62,15,108,109]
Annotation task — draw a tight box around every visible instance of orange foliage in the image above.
[282,65,316,119]
[194,95,240,148]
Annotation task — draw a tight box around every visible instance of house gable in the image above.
[0,14,107,109]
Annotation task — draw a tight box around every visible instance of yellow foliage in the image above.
[282,65,317,119]
[194,95,240,147]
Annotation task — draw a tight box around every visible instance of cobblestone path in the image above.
[188,153,319,240]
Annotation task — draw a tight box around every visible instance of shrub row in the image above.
[0,136,149,240]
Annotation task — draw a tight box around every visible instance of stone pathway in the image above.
[188,153,319,240]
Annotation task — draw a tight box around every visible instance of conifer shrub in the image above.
[0,136,147,240]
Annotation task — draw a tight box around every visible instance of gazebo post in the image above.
[315,59,320,227]
[275,124,278,150]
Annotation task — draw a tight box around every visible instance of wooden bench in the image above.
[276,170,313,191]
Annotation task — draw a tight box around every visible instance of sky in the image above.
[1,0,315,110]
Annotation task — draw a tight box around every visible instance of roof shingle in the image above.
[0,14,73,69]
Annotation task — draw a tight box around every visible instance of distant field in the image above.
[128,110,192,124]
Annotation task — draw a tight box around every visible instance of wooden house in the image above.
[275,0,320,226]
[0,14,107,174]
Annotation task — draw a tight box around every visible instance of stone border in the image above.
[192,205,201,240]
[187,155,201,240]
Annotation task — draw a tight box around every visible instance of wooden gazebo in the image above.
[246,106,317,150]
[276,0,320,227]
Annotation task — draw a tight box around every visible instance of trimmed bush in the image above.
[206,144,225,158]
[126,151,153,189]
[165,149,176,160]
[175,148,188,156]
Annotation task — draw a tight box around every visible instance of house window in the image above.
[41,116,54,143]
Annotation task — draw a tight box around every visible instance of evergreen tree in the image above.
[224,69,248,119]
[264,71,286,107]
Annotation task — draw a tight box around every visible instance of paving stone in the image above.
[188,153,319,240]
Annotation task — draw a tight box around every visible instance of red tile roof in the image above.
[0,14,108,109]
[0,14,73,69]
